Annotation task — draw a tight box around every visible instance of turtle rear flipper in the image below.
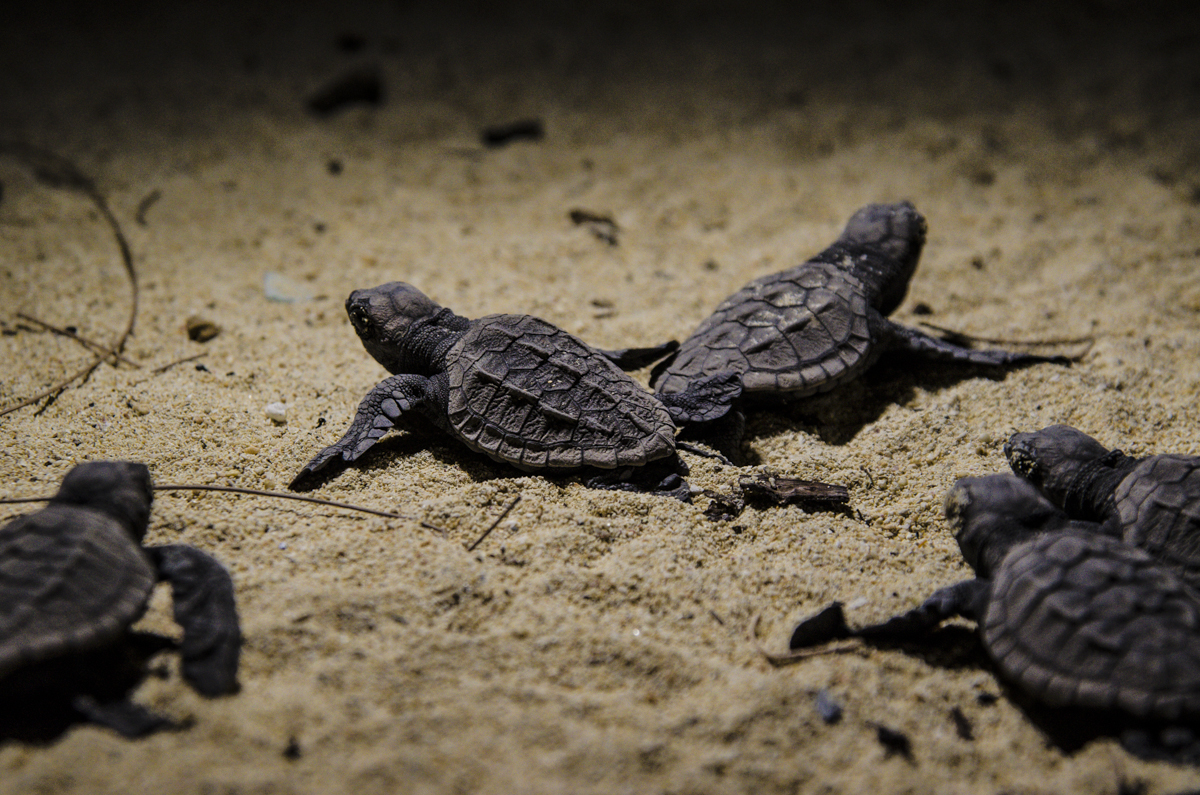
[148,545,241,697]
[885,321,1070,367]
[596,340,678,371]
[71,694,179,738]
[1120,725,1200,766]
[290,373,444,490]
[585,455,693,502]
[657,370,743,424]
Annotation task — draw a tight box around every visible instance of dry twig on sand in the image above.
[0,143,140,416]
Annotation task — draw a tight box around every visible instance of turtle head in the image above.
[345,282,445,373]
[53,461,154,542]
[944,474,1070,578]
[1004,425,1111,507]
[836,201,927,315]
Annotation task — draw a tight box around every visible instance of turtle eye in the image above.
[349,306,375,339]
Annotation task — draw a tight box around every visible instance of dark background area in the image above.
[3,1,1198,173]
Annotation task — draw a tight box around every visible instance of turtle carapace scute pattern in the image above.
[981,529,1200,719]
[290,281,703,496]
[445,314,673,470]
[0,461,241,739]
[650,201,1066,424]
[1005,424,1200,590]
[948,474,1200,722]
[786,473,1200,757]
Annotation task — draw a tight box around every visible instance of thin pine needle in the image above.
[154,484,441,528]
[1,483,445,532]
[466,495,522,552]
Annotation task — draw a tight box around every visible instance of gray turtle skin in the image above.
[650,202,1062,422]
[0,462,241,738]
[291,282,726,490]
[792,474,1200,725]
[1006,424,1200,590]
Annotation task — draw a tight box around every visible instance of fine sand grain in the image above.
[3,2,1200,792]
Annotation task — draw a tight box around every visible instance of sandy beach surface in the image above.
[3,1,1200,792]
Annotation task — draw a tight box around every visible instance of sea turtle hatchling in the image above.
[0,461,241,738]
[650,201,1066,424]
[788,474,1200,731]
[289,281,738,493]
[1005,424,1200,590]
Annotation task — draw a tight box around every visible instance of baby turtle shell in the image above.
[655,254,875,399]
[1113,455,1200,586]
[984,529,1200,719]
[445,314,675,470]
[0,500,156,682]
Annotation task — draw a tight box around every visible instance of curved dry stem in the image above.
[0,358,107,417]
[15,312,141,368]
[0,142,140,416]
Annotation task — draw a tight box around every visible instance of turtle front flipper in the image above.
[656,370,743,424]
[596,340,679,371]
[289,373,441,490]
[855,579,989,640]
[884,321,1070,367]
[146,545,241,697]
[787,580,989,652]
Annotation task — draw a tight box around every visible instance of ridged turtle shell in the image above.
[0,505,156,680]
[444,314,676,470]
[983,530,1200,721]
[654,261,873,399]
[1113,454,1200,590]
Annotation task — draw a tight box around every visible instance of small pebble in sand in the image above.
[815,689,843,724]
[265,402,288,424]
[186,315,221,342]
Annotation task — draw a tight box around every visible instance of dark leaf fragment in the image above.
[950,706,973,740]
[702,488,745,522]
[482,119,544,147]
[741,473,849,510]
[872,723,913,761]
[569,208,619,246]
[186,315,221,343]
[307,67,384,116]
